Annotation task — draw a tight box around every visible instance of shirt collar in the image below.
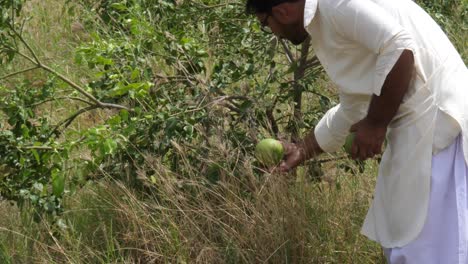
[303,0,319,28]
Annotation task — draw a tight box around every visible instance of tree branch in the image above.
[266,96,279,137]
[306,56,321,69]
[0,66,40,80]
[280,39,295,64]
[17,146,64,151]
[7,26,132,112]
[29,96,94,107]
[219,102,242,113]
[8,23,41,64]
[212,95,251,103]
[50,105,100,137]
[291,37,311,140]
[312,156,347,164]
[39,64,102,105]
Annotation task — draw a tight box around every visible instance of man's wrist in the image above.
[364,115,389,128]
[299,129,323,161]
[297,141,309,163]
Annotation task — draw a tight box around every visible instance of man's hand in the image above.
[277,142,306,173]
[275,130,324,173]
[349,117,387,160]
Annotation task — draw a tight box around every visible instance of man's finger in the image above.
[277,161,291,173]
[373,144,382,156]
[281,142,296,156]
[358,143,369,161]
[358,148,366,161]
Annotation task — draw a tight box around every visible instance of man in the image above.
[245,0,468,262]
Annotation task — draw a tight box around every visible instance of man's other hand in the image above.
[349,117,387,160]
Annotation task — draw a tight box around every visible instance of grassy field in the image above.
[0,0,466,263]
[0,154,384,263]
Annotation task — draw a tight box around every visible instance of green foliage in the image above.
[0,241,11,264]
[0,0,24,64]
[70,0,326,187]
[0,0,24,27]
[0,79,67,217]
[416,0,467,61]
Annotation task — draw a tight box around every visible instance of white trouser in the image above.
[384,134,468,263]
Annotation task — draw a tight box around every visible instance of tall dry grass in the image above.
[0,140,384,263]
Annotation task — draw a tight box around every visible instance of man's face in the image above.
[256,10,308,45]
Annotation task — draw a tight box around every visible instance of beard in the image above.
[288,36,308,46]
[283,27,309,45]
[290,35,308,45]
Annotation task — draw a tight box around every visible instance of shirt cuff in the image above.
[314,105,349,153]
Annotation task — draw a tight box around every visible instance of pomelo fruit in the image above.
[255,138,284,167]
[343,132,355,154]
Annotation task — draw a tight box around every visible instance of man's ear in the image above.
[271,3,297,24]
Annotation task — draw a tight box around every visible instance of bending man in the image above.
[245,0,468,262]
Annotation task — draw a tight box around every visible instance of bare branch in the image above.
[99,102,133,110]
[15,50,36,64]
[306,56,321,69]
[280,39,295,64]
[40,64,131,111]
[313,156,348,164]
[266,97,279,137]
[17,146,64,151]
[39,64,102,105]
[0,66,40,80]
[290,37,312,140]
[29,96,94,107]
[8,23,41,64]
[9,27,132,112]
[212,95,251,103]
[154,73,195,80]
[219,102,242,114]
[50,105,100,137]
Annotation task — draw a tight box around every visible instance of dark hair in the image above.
[245,0,300,14]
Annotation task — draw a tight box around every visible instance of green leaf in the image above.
[102,138,117,155]
[239,100,253,113]
[110,3,128,11]
[31,149,40,164]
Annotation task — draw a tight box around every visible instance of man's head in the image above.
[246,0,308,45]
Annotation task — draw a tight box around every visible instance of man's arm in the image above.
[367,49,414,127]
[349,49,414,160]
[279,49,414,170]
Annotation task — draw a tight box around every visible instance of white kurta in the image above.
[384,134,468,263]
[303,0,468,247]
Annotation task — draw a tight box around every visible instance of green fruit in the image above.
[343,132,355,154]
[255,138,284,167]
[52,170,65,197]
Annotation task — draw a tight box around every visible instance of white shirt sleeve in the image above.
[314,94,369,152]
[332,0,423,95]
